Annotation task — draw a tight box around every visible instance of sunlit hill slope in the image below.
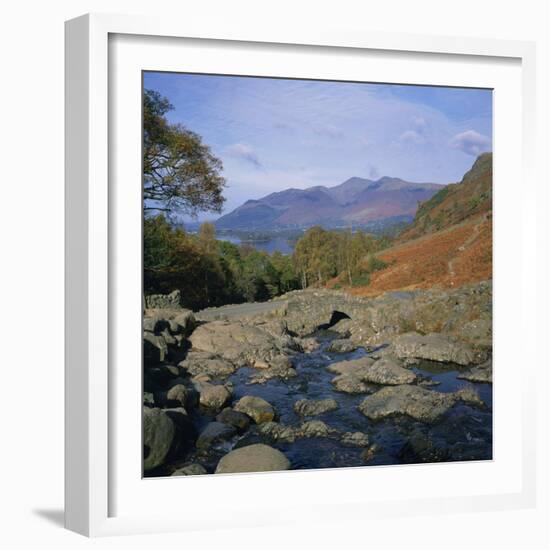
[348,153,493,297]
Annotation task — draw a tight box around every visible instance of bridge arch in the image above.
[316,310,351,330]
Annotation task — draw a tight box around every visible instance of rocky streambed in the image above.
[143,282,493,476]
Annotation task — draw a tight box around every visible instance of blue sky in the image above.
[144,72,492,220]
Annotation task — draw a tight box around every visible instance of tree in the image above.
[197,222,218,256]
[292,226,389,289]
[271,251,300,292]
[293,226,338,287]
[143,215,205,307]
[143,89,226,217]
[196,222,221,305]
[240,250,272,302]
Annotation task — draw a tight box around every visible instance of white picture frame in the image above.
[65,13,537,537]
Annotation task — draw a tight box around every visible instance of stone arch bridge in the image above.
[196,289,368,337]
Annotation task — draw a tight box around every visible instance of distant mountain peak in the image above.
[216,174,443,230]
[337,176,373,185]
[376,176,402,183]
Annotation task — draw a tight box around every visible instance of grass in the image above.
[416,186,452,219]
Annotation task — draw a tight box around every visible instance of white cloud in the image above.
[450,130,491,156]
[398,116,430,146]
[226,143,262,168]
[399,129,425,145]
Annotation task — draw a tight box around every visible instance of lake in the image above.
[217,234,295,255]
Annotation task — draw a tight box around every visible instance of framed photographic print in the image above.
[65,13,537,536]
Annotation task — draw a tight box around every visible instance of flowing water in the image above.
[177,332,493,473]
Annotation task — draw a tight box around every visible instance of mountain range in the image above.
[215,176,443,230]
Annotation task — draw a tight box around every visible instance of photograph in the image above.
[142,72,493,477]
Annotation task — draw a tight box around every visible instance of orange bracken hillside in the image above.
[349,213,492,297]
[344,153,493,297]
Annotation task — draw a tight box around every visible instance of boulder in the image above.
[153,381,198,409]
[143,407,175,470]
[179,352,237,379]
[293,398,339,417]
[257,422,298,443]
[197,383,232,411]
[216,408,251,432]
[358,385,484,423]
[234,396,276,424]
[298,420,334,438]
[327,356,376,376]
[165,384,192,407]
[341,431,370,447]
[359,357,417,385]
[247,362,297,384]
[142,309,197,368]
[169,309,196,336]
[215,444,291,474]
[328,356,416,385]
[196,421,237,450]
[326,339,358,353]
[171,464,207,476]
[458,359,492,383]
[390,332,479,366]
[189,320,293,364]
[258,420,336,442]
[331,374,369,394]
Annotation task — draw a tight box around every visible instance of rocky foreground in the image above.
[143,282,493,476]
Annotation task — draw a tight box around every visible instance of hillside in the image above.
[399,152,492,241]
[342,153,493,297]
[216,176,442,230]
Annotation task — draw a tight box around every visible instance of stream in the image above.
[173,331,493,473]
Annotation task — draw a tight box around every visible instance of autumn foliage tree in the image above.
[293,226,389,288]
[144,216,301,310]
[143,89,226,217]
[293,227,338,287]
